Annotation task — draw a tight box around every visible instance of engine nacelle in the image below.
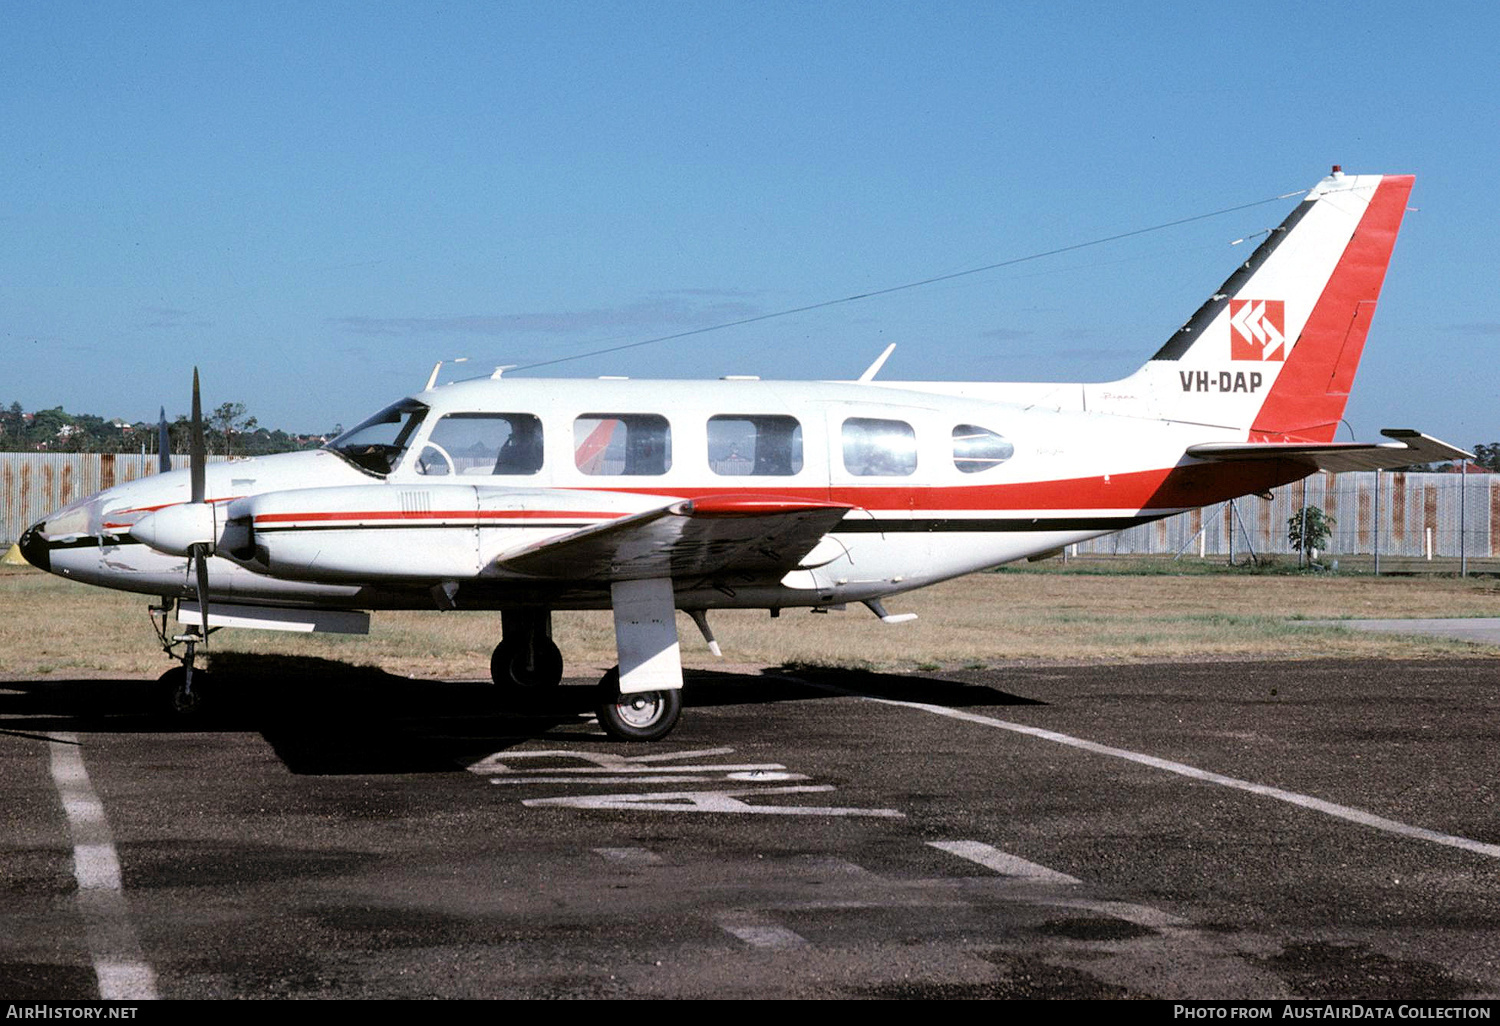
[233,483,666,583]
[239,484,482,582]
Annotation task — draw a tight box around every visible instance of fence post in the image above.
[1373,468,1381,575]
[1460,461,1467,578]
[1299,479,1308,569]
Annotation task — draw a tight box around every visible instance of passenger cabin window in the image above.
[842,417,917,477]
[707,415,803,476]
[952,424,1014,474]
[415,413,543,476]
[574,414,672,476]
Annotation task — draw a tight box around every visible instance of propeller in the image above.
[189,370,210,631]
[157,406,170,475]
[130,369,215,631]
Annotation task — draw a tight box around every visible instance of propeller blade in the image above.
[157,406,170,474]
[190,368,206,504]
[193,544,210,631]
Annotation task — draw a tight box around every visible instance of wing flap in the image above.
[1186,430,1471,474]
[492,494,853,582]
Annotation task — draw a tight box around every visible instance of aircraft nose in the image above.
[18,522,50,572]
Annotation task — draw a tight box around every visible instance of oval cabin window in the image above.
[952,424,1014,474]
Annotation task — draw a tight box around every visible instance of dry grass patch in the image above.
[1,563,1496,681]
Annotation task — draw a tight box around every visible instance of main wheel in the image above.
[594,669,682,742]
[490,638,564,689]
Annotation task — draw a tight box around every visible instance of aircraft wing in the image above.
[1186,430,1472,474]
[492,494,853,582]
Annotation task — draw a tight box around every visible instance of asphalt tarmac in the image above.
[2,656,1498,1000]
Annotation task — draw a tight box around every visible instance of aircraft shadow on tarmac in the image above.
[0,654,1042,775]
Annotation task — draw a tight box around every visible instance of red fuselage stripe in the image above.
[253,509,624,524]
[247,460,1309,525]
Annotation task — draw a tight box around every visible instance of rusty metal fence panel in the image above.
[1,453,227,544]
[1067,470,1497,559]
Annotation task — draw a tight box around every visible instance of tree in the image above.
[1287,505,1336,557]
[211,402,258,457]
[1473,442,1500,473]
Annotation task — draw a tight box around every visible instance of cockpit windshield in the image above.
[324,399,429,476]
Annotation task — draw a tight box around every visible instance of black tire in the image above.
[156,665,211,719]
[490,638,564,689]
[594,669,682,742]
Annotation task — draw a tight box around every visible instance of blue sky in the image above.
[4,2,1496,445]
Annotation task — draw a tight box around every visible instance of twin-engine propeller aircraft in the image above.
[19,168,1468,741]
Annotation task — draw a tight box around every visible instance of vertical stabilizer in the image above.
[1095,170,1413,441]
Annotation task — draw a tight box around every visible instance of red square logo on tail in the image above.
[1229,299,1286,360]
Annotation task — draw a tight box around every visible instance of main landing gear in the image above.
[593,668,682,742]
[490,606,684,741]
[490,610,564,692]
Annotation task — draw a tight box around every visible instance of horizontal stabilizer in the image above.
[1186,430,1471,474]
[493,494,853,582]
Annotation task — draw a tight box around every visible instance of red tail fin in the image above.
[1249,174,1414,442]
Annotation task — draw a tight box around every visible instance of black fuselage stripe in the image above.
[251,515,1167,535]
[42,514,1172,552]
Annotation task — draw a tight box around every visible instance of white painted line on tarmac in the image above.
[594,846,665,865]
[625,747,737,763]
[865,699,1500,861]
[929,841,1081,884]
[719,922,810,949]
[49,733,158,1001]
[525,784,905,817]
[72,843,124,891]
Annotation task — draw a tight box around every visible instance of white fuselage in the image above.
[32,376,1293,613]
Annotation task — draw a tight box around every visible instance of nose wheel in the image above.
[156,638,211,719]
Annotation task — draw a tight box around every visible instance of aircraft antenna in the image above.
[508,187,1308,373]
[857,343,897,382]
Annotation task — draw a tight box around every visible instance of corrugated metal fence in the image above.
[1,453,227,544]
[3,453,1496,560]
[1077,470,1498,559]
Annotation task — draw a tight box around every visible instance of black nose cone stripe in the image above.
[18,523,50,572]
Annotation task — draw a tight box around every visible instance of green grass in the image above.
[2,561,1496,681]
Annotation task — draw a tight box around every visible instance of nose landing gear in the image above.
[150,601,215,719]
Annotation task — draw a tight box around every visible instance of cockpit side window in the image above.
[574,414,672,476]
[842,417,917,477]
[707,415,803,476]
[952,424,1014,473]
[415,413,543,477]
[325,399,428,476]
